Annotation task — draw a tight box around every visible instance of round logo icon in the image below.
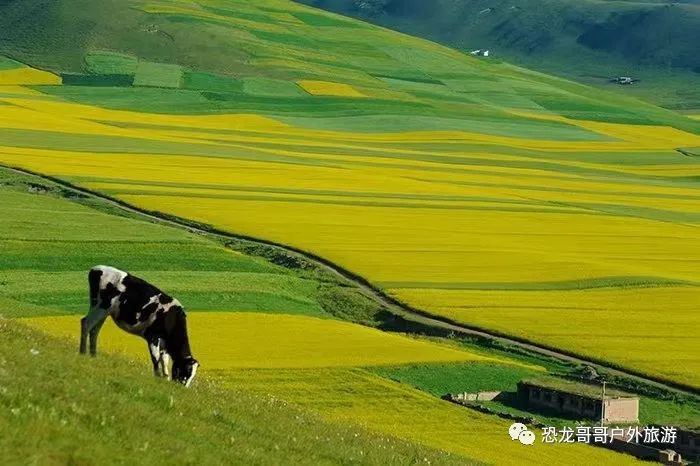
[519,430,536,445]
[509,423,536,445]
[508,422,528,441]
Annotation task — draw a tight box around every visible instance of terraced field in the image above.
[4,173,652,464]
[1,57,698,388]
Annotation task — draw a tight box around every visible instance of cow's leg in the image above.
[80,318,88,355]
[148,338,164,377]
[161,350,172,381]
[88,316,108,357]
[80,307,108,355]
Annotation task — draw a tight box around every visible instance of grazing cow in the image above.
[80,265,199,387]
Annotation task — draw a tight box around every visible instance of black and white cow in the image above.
[80,265,199,387]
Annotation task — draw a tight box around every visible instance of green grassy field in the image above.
[1,0,698,132]
[373,361,542,396]
[84,51,139,75]
[0,177,320,318]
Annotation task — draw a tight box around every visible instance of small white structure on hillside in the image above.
[470,49,490,57]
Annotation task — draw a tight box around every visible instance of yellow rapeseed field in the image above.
[21,312,493,368]
[297,80,366,97]
[104,193,697,284]
[0,85,47,95]
[1,73,698,387]
[395,287,700,387]
[0,67,61,85]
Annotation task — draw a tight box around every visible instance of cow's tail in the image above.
[88,267,103,309]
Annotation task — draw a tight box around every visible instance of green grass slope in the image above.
[299,0,700,111]
[0,318,469,465]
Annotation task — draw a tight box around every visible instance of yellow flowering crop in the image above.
[393,287,700,387]
[298,80,366,97]
[1,65,698,388]
[0,67,61,85]
[22,312,492,368]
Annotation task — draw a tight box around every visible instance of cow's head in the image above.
[173,357,199,388]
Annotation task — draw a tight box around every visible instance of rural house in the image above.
[517,377,639,423]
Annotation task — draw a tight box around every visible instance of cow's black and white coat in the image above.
[80,265,199,387]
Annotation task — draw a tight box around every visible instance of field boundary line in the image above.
[2,163,697,397]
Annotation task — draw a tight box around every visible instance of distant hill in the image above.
[298,0,700,111]
[3,0,696,132]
